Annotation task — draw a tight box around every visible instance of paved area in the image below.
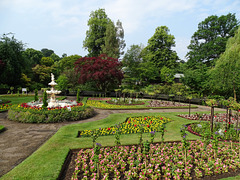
[0,98,223,177]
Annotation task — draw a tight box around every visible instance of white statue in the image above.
[51,73,54,82]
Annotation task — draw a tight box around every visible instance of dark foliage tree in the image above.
[41,48,54,57]
[186,13,239,68]
[0,33,25,87]
[74,54,123,91]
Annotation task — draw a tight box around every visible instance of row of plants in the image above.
[8,103,94,123]
[146,100,188,107]
[72,139,240,180]
[0,103,13,112]
[79,115,171,137]
[86,100,143,109]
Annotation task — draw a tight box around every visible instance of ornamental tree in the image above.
[74,54,123,92]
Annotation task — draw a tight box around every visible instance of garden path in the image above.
[0,97,224,177]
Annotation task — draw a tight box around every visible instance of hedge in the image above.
[8,105,95,123]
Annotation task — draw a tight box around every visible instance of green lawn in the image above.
[2,110,239,180]
[0,95,35,105]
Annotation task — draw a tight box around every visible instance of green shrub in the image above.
[0,125,5,133]
[8,105,94,123]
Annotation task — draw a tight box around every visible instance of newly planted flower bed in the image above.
[71,140,240,180]
[79,115,171,137]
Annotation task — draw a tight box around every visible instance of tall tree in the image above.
[75,54,123,91]
[83,9,125,58]
[186,13,239,67]
[0,33,25,86]
[209,26,240,99]
[122,44,144,88]
[101,20,119,58]
[83,8,110,57]
[142,26,179,74]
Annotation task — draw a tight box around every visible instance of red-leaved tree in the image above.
[74,54,123,91]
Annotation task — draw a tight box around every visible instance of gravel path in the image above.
[0,98,223,177]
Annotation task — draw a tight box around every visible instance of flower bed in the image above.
[79,115,171,137]
[106,100,145,106]
[147,100,187,107]
[178,113,237,122]
[8,103,95,123]
[71,140,240,180]
[88,98,112,101]
[86,100,141,109]
[0,103,12,112]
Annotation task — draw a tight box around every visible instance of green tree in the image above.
[186,13,239,68]
[40,57,54,67]
[50,53,61,62]
[22,48,43,67]
[209,26,240,99]
[0,33,25,86]
[41,48,54,57]
[142,26,179,72]
[83,9,125,58]
[56,74,68,91]
[83,8,111,57]
[122,44,144,88]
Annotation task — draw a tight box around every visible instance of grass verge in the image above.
[1,110,238,180]
[0,125,5,133]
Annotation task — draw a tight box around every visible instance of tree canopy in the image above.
[186,13,239,68]
[0,34,25,87]
[74,54,123,91]
[209,26,240,99]
[83,8,125,58]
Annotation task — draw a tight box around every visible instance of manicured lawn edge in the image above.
[0,125,5,133]
[1,110,238,180]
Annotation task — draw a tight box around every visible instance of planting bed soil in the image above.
[59,141,240,180]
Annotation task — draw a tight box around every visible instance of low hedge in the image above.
[8,105,95,123]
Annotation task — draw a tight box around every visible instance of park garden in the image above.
[1,8,240,180]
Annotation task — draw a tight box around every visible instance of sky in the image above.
[1,0,240,61]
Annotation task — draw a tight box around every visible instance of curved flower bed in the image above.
[0,104,12,112]
[147,100,187,107]
[86,100,141,109]
[79,115,171,137]
[88,98,112,101]
[8,103,94,123]
[71,140,240,180]
[106,100,145,106]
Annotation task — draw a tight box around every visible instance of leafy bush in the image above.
[8,104,94,123]
[0,125,5,133]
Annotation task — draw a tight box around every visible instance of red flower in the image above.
[128,121,130,124]
[108,128,111,131]
[147,125,150,128]
[144,117,147,120]
[225,130,227,132]
[134,124,137,127]
[160,117,163,120]
[228,122,231,124]
[150,121,152,124]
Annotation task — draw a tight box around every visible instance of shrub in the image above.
[8,104,94,123]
